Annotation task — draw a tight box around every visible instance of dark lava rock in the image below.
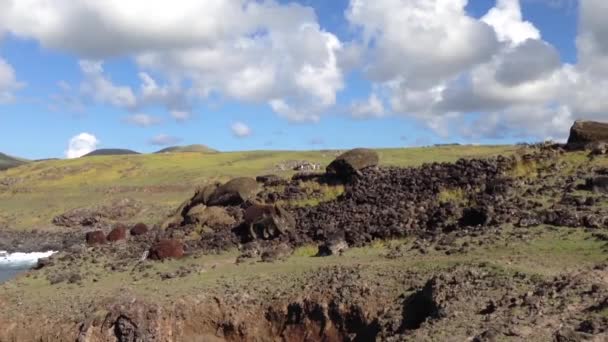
[107,224,127,242]
[326,148,379,179]
[207,177,259,206]
[85,231,106,245]
[148,239,185,260]
[585,176,608,194]
[317,238,349,256]
[567,120,608,148]
[256,174,285,186]
[130,223,149,236]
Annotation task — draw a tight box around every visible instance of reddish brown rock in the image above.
[85,230,106,245]
[567,120,608,148]
[130,222,149,236]
[106,223,127,242]
[326,148,379,179]
[148,239,185,260]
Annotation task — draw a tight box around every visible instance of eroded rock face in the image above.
[107,224,127,242]
[326,148,379,179]
[85,230,106,245]
[148,239,184,260]
[567,120,608,148]
[243,204,295,241]
[207,178,259,206]
[185,205,236,228]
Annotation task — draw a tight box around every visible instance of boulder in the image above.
[185,205,236,227]
[148,239,185,260]
[317,238,349,256]
[586,176,608,194]
[567,120,608,148]
[85,230,106,245]
[106,223,127,242]
[326,148,379,179]
[130,222,149,236]
[207,178,259,206]
[243,204,295,240]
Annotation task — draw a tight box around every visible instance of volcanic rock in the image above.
[185,205,236,228]
[106,224,127,242]
[317,238,349,256]
[85,231,106,245]
[586,176,608,194]
[243,204,295,240]
[326,148,379,179]
[130,223,149,236]
[567,120,608,148]
[207,178,259,206]
[148,239,185,260]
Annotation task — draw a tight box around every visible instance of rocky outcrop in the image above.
[185,205,236,228]
[567,120,608,148]
[326,148,379,179]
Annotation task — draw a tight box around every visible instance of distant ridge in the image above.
[0,152,28,170]
[82,149,140,157]
[154,144,218,154]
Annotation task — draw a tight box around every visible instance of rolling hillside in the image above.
[154,144,218,154]
[0,152,27,171]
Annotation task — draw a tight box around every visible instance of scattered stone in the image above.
[148,239,185,260]
[130,223,149,236]
[106,224,127,242]
[585,176,608,194]
[85,231,106,245]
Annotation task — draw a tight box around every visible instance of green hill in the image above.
[0,152,28,171]
[82,148,140,157]
[154,144,218,154]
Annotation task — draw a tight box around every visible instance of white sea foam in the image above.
[0,250,56,269]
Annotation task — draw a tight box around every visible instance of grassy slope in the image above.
[0,152,27,171]
[0,146,516,230]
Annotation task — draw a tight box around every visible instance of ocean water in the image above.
[0,251,56,283]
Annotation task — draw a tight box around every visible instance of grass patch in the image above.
[293,244,319,257]
[437,188,468,205]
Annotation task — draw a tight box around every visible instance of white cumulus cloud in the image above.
[0,58,24,103]
[231,121,252,138]
[65,133,99,158]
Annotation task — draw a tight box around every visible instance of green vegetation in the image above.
[437,187,468,205]
[3,225,605,321]
[0,152,28,171]
[0,146,517,230]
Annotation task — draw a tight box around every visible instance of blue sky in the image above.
[0,0,603,159]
